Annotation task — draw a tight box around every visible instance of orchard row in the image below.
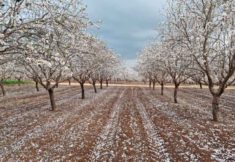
[138,0,235,122]
[0,0,120,110]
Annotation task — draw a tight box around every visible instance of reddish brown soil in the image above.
[0,86,234,161]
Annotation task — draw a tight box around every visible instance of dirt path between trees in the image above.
[0,86,234,161]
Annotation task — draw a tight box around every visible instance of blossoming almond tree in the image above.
[138,46,158,90]
[0,62,14,96]
[139,42,169,93]
[97,49,120,89]
[69,34,120,98]
[17,0,87,111]
[163,42,193,103]
[137,62,153,89]
[68,33,97,99]
[0,0,48,65]
[87,39,108,93]
[150,43,168,95]
[165,0,235,121]
[138,39,192,101]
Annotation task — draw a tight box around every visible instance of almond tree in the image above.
[190,70,206,89]
[137,42,168,95]
[69,52,92,99]
[0,0,47,65]
[17,61,41,91]
[97,49,120,89]
[152,43,168,95]
[162,42,193,103]
[139,46,158,90]
[165,0,235,121]
[69,33,120,97]
[13,67,26,86]
[88,39,108,93]
[69,33,96,99]
[0,62,14,96]
[137,48,154,89]
[17,0,87,111]
[139,38,193,103]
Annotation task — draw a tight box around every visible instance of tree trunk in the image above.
[0,83,6,96]
[149,80,152,88]
[18,79,21,86]
[161,82,164,95]
[152,81,155,90]
[80,83,85,99]
[174,84,179,103]
[48,88,56,111]
[68,79,71,86]
[93,82,97,93]
[35,81,39,92]
[212,95,220,122]
[100,80,103,89]
[106,80,109,87]
[199,82,202,89]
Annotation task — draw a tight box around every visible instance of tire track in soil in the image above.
[90,88,172,162]
[1,87,234,161]
[106,88,149,162]
[0,88,110,160]
[135,88,172,162]
[59,88,123,162]
[140,88,206,161]
[113,88,151,161]
[89,88,126,161]
[142,88,234,161]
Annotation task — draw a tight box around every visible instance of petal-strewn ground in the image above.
[0,85,234,161]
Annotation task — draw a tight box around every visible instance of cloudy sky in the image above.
[85,0,166,67]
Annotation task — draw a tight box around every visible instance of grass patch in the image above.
[2,80,32,85]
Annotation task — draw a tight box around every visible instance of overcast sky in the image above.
[85,0,166,67]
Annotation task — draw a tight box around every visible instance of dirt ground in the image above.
[0,85,234,161]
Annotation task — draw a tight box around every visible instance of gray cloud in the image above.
[85,0,166,60]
